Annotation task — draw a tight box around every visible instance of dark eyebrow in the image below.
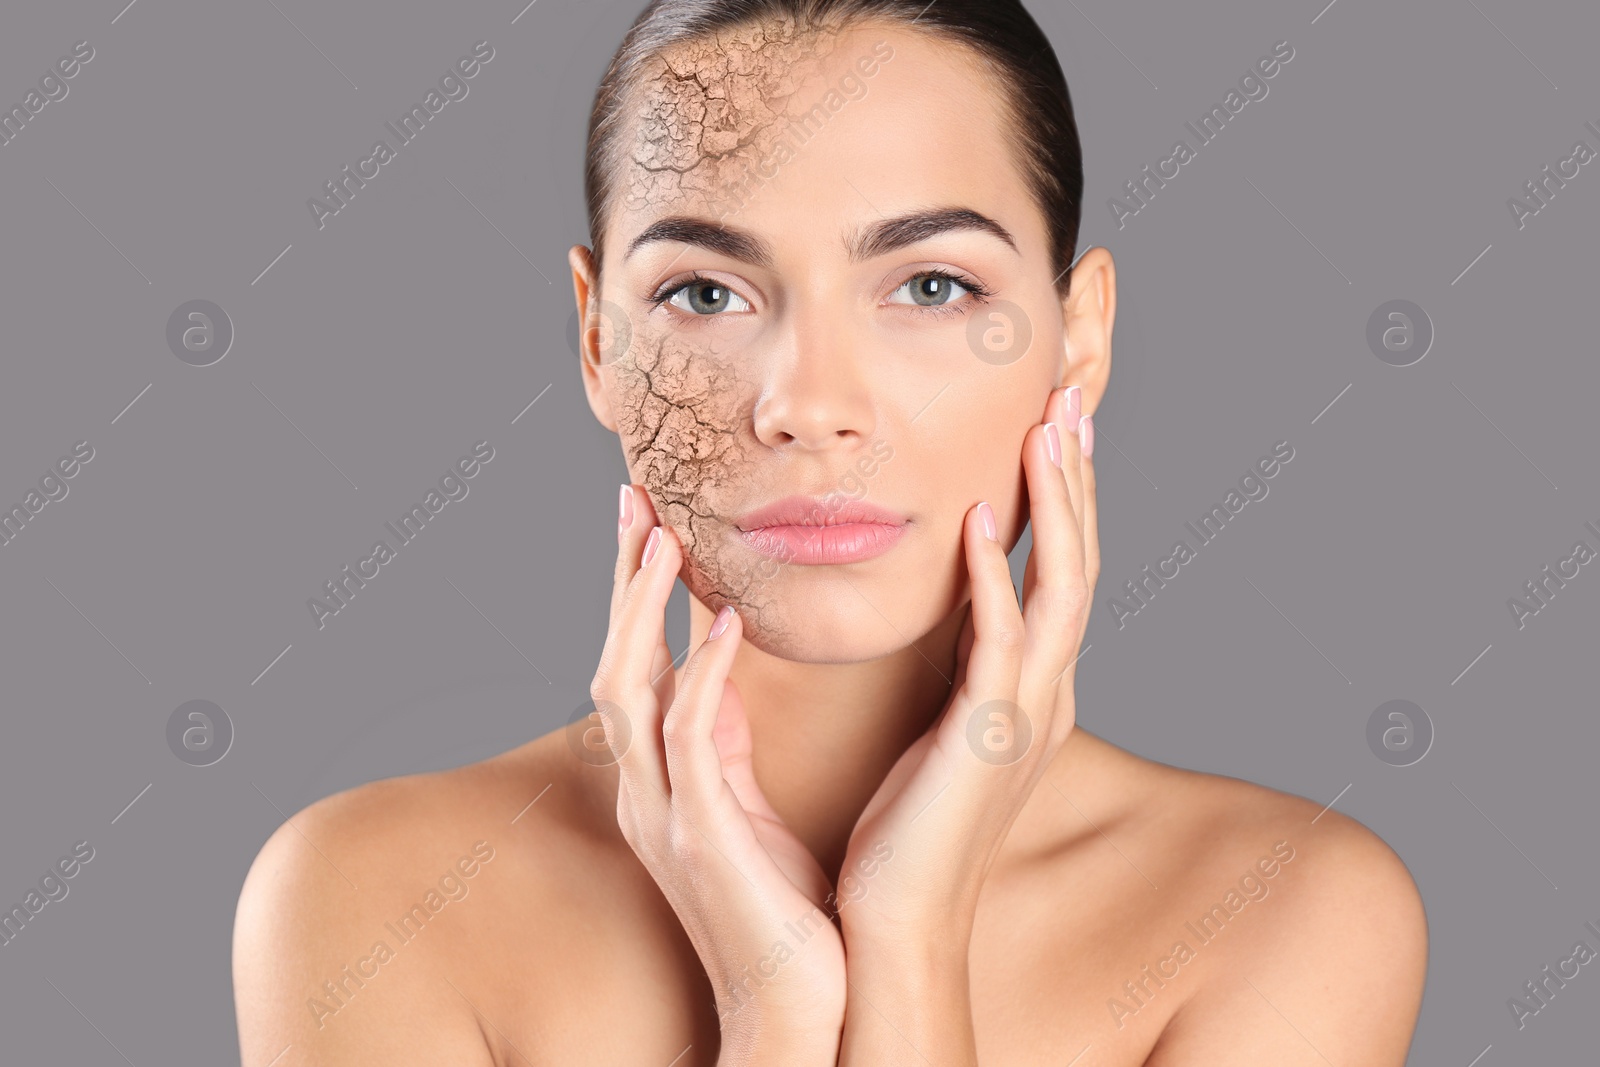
[847,208,1019,262]
[625,217,775,268]
[623,207,1017,268]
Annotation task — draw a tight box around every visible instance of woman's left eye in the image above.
[888,272,978,308]
[665,279,752,316]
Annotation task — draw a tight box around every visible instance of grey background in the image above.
[0,0,1595,1062]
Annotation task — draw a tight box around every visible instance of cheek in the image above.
[911,395,1035,549]
[934,396,1030,480]
[611,327,752,505]
[609,328,802,632]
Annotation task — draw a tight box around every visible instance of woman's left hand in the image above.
[837,384,1099,960]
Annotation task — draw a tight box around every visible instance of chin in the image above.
[684,553,960,664]
[740,612,919,663]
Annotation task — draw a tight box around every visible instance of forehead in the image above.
[611,21,1040,264]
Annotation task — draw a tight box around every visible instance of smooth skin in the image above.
[234,20,1426,1066]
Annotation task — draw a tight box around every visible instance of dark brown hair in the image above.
[583,0,1084,293]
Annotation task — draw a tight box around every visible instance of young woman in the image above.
[234,1,1427,1063]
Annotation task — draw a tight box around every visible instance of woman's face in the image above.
[572,20,1108,662]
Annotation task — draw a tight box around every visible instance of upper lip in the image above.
[736,495,907,532]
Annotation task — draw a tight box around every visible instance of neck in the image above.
[685,596,967,879]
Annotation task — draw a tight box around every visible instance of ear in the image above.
[1059,246,1116,416]
[568,244,618,433]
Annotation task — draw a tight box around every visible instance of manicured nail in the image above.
[1044,422,1063,468]
[618,484,634,542]
[1063,385,1082,433]
[709,604,736,639]
[978,501,997,541]
[1079,416,1094,457]
[642,526,663,566]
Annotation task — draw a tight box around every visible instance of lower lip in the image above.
[738,522,906,565]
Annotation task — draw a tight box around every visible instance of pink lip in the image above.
[736,495,908,565]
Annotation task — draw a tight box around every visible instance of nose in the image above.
[751,308,877,452]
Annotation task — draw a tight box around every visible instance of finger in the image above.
[662,605,743,807]
[709,676,779,820]
[707,676,836,907]
[610,484,660,624]
[611,486,677,708]
[1052,385,1093,630]
[1046,409,1096,753]
[594,521,683,794]
[1079,414,1100,628]
[1056,385,1087,550]
[947,602,976,696]
[1019,405,1084,677]
[956,500,1025,715]
[1021,387,1079,597]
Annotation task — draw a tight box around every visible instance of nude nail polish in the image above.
[1044,422,1063,468]
[1079,416,1094,457]
[1063,385,1082,433]
[618,484,634,541]
[643,526,662,566]
[978,501,997,541]
[709,604,736,639]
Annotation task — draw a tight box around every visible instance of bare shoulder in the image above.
[232,728,618,1066]
[1127,755,1428,1065]
[1139,755,1426,903]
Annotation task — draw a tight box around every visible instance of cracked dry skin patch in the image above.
[611,328,798,647]
[621,20,848,224]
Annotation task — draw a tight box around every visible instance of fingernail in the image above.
[978,501,997,541]
[618,484,634,541]
[1079,416,1094,457]
[709,604,736,639]
[643,526,663,566]
[1044,422,1063,468]
[1063,385,1082,433]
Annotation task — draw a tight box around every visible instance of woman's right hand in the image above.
[590,484,845,1066]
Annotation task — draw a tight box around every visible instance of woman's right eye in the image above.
[663,278,752,316]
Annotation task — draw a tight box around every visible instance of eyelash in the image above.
[646,273,725,310]
[645,269,994,317]
[896,269,995,318]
